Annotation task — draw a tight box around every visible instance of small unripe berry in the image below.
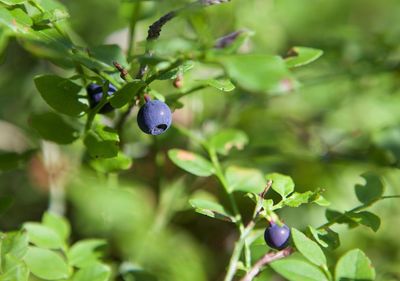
[137,97,172,135]
[86,83,117,114]
[264,222,291,250]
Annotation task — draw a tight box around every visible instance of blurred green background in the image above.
[1,0,400,280]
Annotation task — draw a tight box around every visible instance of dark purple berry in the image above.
[86,83,117,114]
[264,222,291,250]
[137,97,172,135]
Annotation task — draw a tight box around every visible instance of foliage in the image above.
[1,0,400,281]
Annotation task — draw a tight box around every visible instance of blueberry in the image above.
[86,83,117,114]
[264,222,291,250]
[137,97,172,135]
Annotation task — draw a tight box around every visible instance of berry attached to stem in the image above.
[264,222,291,250]
[86,83,117,114]
[137,96,172,135]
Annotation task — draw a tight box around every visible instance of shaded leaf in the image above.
[34,75,87,116]
[168,149,214,177]
[347,211,381,232]
[335,249,375,281]
[355,172,384,204]
[0,150,36,171]
[292,228,327,267]
[30,111,81,144]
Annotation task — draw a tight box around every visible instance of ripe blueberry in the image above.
[86,83,117,114]
[137,97,172,135]
[264,222,291,250]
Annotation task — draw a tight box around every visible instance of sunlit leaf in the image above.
[266,173,294,198]
[270,258,329,281]
[168,149,214,177]
[209,129,248,155]
[24,246,70,280]
[335,249,375,281]
[285,46,323,68]
[292,228,327,267]
[189,199,235,222]
[225,166,266,193]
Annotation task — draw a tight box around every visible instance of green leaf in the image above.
[0,150,35,171]
[0,0,26,5]
[355,172,384,204]
[168,149,214,177]
[266,173,294,198]
[84,126,119,158]
[23,223,64,249]
[335,249,375,281]
[30,111,81,144]
[270,258,329,281]
[20,28,73,67]
[189,199,235,222]
[204,78,235,92]
[307,226,340,250]
[285,46,323,68]
[32,9,69,27]
[89,152,132,173]
[1,255,29,281]
[68,239,107,268]
[312,194,331,206]
[72,263,111,281]
[225,166,266,193]
[0,7,31,34]
[325,209,358,227]
[34,75,87,116]
[1,231,29,259]
[24,246,70,280]
[292,228,327,267]
[284,191,313,207]
[42,212,71,242]
[209,129,249,155]
[157,61,194,80]
[109,80,145,108]
[347,211,381,232]
[219,54,291,93]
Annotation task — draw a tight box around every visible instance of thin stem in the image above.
[208,147,242,226]
[240,248,294,281]
[224,221,255,281]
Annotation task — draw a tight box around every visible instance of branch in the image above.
[240,247,294,281]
